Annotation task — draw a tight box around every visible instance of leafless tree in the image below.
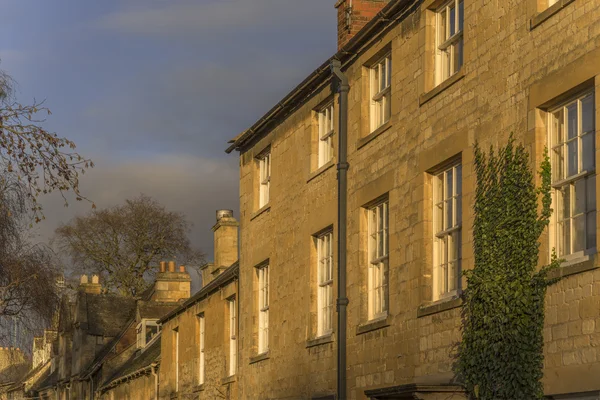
[0,65,91,333]
[54,195,204,297]
[0,65,93,221]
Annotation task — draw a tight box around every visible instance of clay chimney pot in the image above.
[80,275,88,284]
[91,275,99,284]
[168,261,176,273]
[160,261,167,273]
[179,265,186,273]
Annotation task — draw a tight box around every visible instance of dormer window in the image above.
[137,319,160,349]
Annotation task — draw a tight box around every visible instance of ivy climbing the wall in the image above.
[456,137,561,400]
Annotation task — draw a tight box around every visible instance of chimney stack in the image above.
[79,274,102,295]
[201,210,239,286]
[153,261,191,303]
[335,0,389,50]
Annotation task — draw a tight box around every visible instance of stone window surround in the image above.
[316,101,335,169]
[527,48,600,269]
[547,91,596,260]
[419,0,468,101]
[418,131,467,316]
[529,0,576,30]
[356,171,394,326]
[359,43,392,142]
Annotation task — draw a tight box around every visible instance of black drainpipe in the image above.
[331,58,349,400]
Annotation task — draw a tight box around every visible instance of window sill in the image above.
[356,315,390,335]
[306,333,334,348]
[307,160,336,183]
[221,375,236,385]
[250,204,271,221]
[192,384,204,393]
[419,69,465,106]
[417,294,462,318]
[530,0,576,30]
[249,352,270,364]
[547,252,597,280]
[357,121,392,150]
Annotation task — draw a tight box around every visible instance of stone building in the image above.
[224,0,600,398]
[158,210,239,399]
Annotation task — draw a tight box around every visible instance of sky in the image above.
[0,0,337,279]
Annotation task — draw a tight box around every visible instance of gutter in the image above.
[225,0,417,154]
[99,361,159,392]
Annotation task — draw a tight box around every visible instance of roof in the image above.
[79,319,134,379]
[138,303,178,320]
[32,368,57,392]
[159,262,239,324]
[80,300,177,379]
[225,0,417,154]
[5,360,49,393]
[100,336,161,391]
[78,293,137,337]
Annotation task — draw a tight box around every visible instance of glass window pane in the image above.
[458,1,464,31]
[371,69,379,99]
[587,211,597,250]
[582,95,595,134]
[574,178,587,216]
[439,10,447,43]
[582,132,595,172]
[448,261,457,292]
[445,199,453,230]
[557,221,568,257]
[561,186,571,221]
[386,57,392,88]
[567,103,578,140]
[568,140,578,176]
[552,146,564,181]
[449,5,456,36]
[573,214,585,253]
[446,169,453,200]
[552,110,564,146]
[587,175,596,212]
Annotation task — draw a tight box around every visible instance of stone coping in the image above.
[356,315,390,335]
[419,69,465,106]
[250,204,271,221]
[221,375,236,385]
[249,351,270,365]
[306,333,334,348]
[307,160,336,183]
[357,121,392,150]
[417,296,462,318]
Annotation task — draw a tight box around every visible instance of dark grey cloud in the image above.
[95,0,335,37]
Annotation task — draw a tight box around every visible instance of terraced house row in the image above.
[5,0,600,398]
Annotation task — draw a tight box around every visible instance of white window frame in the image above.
[198,315,205,385]
[367,200,389,320]
[317,103,335,168]
[228,298,237,376]
[433,163,462,301]
[317,231,334,337]
[369,54,391,132]
[136,319,159,349]
[258,152,271,208]
[257,265,269,354]
[549,91,597,261]
[435,0,464,86]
